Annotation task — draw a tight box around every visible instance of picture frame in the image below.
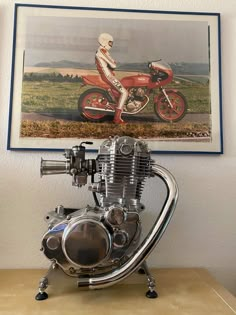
[7,4,223,153]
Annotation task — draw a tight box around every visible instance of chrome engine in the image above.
[36,136,178,300]
[125,88,149,112]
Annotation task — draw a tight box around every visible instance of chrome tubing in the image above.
[78,164,178,289]
[40,158,70,176]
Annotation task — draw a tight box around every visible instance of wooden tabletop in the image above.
[0,268,235,315]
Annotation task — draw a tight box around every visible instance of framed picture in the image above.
[8,4,223,153]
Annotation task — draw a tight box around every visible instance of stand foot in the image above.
[146,290,158,299]
[139,261,159,298]
[35,292,48,301]
[35,262,57,301]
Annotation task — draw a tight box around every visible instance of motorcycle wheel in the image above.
[78,88,112,122]
[155,91,187,122]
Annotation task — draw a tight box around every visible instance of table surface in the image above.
[0,268,235,315]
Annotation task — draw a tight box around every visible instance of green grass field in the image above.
[21,79,210,114]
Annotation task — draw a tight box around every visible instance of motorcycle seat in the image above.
[81,75,110,89]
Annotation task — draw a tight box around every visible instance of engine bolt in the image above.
[69,267,76,274]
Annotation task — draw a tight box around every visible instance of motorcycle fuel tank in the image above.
[121,74,151,87]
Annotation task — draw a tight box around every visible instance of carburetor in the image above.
[35,136,178,300]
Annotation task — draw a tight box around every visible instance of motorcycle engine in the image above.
[41,136,152,276]
[37,135,178,300]
[126,88,147,112]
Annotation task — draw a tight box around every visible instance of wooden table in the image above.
[0,268,235,315]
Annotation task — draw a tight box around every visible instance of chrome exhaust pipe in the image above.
[77,164,178,289]
[84,106,114,113]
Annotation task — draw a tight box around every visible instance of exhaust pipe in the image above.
[84,106,115,113]
[77,164,178,289]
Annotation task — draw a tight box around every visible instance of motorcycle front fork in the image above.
[160,87,173,109]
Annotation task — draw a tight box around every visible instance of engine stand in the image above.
[35,262,57,301]
[139,261,158,298]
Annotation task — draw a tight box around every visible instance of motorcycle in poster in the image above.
[78,60,187,123]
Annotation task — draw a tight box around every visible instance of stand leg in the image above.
[139,261,158,298]
[35,262,57,301]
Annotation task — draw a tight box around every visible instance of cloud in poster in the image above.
[24,15,209,66]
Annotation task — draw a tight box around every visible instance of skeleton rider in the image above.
[95,33,128,124]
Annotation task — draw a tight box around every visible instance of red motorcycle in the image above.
[78,60,187,123]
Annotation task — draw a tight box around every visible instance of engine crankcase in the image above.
[42,205,141,276]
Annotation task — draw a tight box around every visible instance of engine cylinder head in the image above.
[97,136,153,208]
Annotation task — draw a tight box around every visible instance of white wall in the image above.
[0,0,236,295]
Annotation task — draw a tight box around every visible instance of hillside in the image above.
[34,60,209,75]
